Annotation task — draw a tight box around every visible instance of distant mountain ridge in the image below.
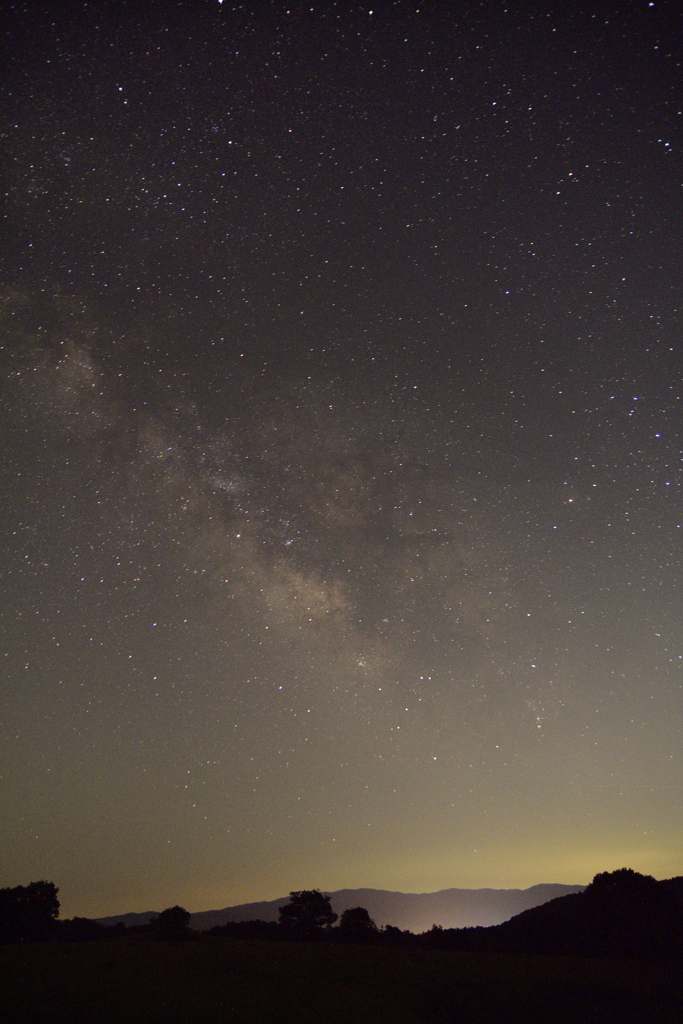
[96,883,585,934]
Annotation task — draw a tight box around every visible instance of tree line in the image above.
[0,883,397,945]
[3,870,682,960]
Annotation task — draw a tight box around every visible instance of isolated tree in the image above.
[338,906,378,943]
[278,890,337,938]
[0,881,60,942]
[150,905,192,941]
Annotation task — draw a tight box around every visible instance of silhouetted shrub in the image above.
[381,924,414,946]
[59,916,107,941]
[150,906,192,941]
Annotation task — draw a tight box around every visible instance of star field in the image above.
[0,1,681,918]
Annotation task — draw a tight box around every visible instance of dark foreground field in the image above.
[2,937,681,1023]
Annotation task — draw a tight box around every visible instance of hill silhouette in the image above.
[97,883,584,934]
[431,869,683,961]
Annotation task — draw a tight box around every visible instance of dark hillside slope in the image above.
[442,870,683,961]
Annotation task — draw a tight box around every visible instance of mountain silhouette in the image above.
[97,883,584,934]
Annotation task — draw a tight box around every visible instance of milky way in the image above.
[1,2,681,917]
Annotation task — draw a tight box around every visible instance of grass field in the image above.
[2,936,681,1023]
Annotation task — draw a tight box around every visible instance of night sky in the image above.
[1,1,682,920]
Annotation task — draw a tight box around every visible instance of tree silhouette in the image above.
[338,906,378,943]
[0,881,60,942]
[587,868,657,898]
[150,905,192,941]
[278,890,337,938]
